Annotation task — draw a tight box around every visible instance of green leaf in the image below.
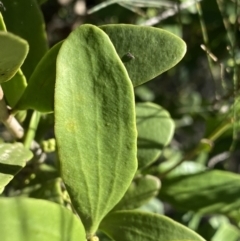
[16,41,63,112]
[14,25,186,113]
[2,69,27,107]
[160,170,240,217]
[0,143,33,194]
[0,13,28,108]
[100,211,206,241]
[0,197,86,241]
[157,160,206,178]
[0,31,28,83]
[138,197,164,214]
[112,175,161,211]
[55,24,137,236]
[136,102,174,169]
[2,0,48,79]
[100,24,186,86]
[212,223,240,241]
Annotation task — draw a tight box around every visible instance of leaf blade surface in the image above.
[0,31,28,83]
[0,143,32,194]
[100,24,187,86]
[2,0,48,79]
[0,197,86,241]
[100,210,206,241]
[55,24,137,236]
[160,170,240,217]
[136,102,174,169]
[14,25,186,112]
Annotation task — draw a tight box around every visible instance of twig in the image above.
[0,86,24,139]
[23,111,41,149]
[87,0,175,15]
[140,0,202,26]
[160,118,233,178]
[216,0,240,151]
[195,0,218,99]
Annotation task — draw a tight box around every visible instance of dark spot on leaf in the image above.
[121,52,135,63]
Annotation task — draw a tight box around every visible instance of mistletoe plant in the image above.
[0,1,206,241]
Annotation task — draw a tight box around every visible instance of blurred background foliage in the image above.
[41,0,240,155]
[2,0,240,240]
[40,0,240,240]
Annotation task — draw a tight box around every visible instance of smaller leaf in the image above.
[0,143,32,193]
[100,24,187,86]
[100,211,206,241]
[138,197,164,214]
[136,102,174,169]
[112,175,161,211]
[0,13,28,108]
[2,0,48,79]
[2,69,27,107]
[16,41,63,112]
[160,170,240,217]
[212,223,240,241]
[0,197,86,241]
[0,31,28,83]
[157,160,206,178]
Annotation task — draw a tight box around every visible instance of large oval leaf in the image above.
[160,170,240,217]
[136,102,174,169]
[16,42,63,112]
[55,24,137,236]
[0,197,86,241]
[2,0,48,79]
[0,31,28,83]
[0,143,32,194]
[100,24,186,86]
[100,211,206,241]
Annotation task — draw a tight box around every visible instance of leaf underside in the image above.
[55,24,137,235]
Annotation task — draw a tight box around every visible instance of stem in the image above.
[216,0,239,151]
[195,0,217,98]
[0,86,24,139]
[141,0,202,26]
[23,111,41,149]
[208,118,233,142]
[159,147,199,179]
[160,118,233,178]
